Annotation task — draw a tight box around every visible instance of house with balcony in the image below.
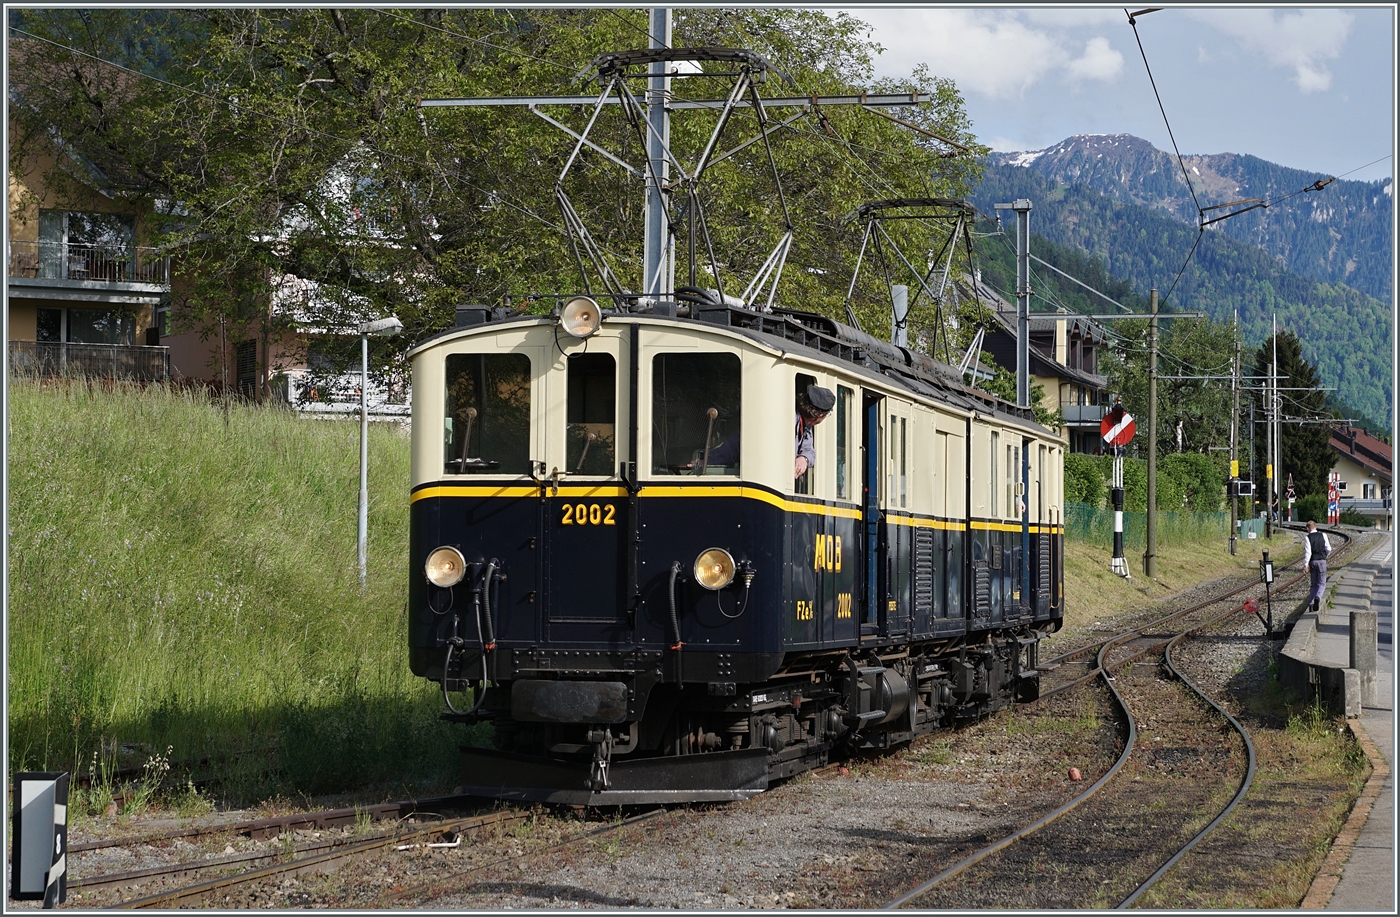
[1328,423,1392,530]
[960,274,1111,452]
[7,131,174,381]
[7,103,400,412]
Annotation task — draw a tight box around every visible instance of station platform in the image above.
[1288,532,1393,911]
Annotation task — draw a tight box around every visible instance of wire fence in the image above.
[1064,500,1230,549]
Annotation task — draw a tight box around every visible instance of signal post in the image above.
[1102,400,1135,578]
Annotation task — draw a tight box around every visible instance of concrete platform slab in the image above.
[1306,533,1393,911]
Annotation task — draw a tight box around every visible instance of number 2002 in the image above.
[561,503,616,526]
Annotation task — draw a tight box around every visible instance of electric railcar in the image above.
[407,297,1065,804]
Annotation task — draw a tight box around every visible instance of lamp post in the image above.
[358,316,403,591]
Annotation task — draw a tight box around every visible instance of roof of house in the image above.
[959,274,1110,390]
[1329,424,1392,483]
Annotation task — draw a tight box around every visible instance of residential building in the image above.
[964,275,1112,452]
[7,110,407,419]
[7,118,173,381]
[1328,424,1392,530]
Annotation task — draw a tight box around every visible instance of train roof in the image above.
[409,303,1058,438]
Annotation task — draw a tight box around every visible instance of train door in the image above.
[543,347,631,643]
[1020,435,1032,616]
[861,391,883,636]
[826,383,859,644]
[883,400,913,637]
[930,429,949,626]
[942,426,965,628]
[1033,442,1051,616]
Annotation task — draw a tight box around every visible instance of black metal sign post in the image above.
[1260,550,1275,634]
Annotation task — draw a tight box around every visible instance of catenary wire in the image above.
[1125,9,1201,216]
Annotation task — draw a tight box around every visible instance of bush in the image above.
[1295,493,1326,523]
[1339,507,1372,527]
[1064,453,1105,507]
[1160,453,1224,511]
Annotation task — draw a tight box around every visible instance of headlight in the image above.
[559,296,602,338]
[425,546,468,588]
[693,547,736,590]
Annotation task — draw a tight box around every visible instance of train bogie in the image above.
[408,304,1064,803]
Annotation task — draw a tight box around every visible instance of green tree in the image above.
[9,8,986,396]
[1099,315,1237,458]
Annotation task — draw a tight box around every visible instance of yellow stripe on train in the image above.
[410,484,1061,534]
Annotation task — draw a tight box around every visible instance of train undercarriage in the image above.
[449,626,1048,805]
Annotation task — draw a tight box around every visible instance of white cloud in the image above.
[1066,37,1124,82]
[851,9,1123,99]
[1188,9,1354,93]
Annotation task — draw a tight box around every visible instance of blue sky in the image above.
[843,6,1395,183]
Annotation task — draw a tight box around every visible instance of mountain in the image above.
[988,134,1392,303]
[969,141,1392,428]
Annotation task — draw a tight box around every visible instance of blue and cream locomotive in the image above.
[407,294,1065,805]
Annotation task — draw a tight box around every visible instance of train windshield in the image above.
[651,352,741,475]
[566,352,616,475]
[443,353,532,475]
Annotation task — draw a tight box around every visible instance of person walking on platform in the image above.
[1302,520,1331,613]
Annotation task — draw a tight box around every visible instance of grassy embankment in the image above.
[7,379,461,810]
[1060,524,1302,640]
[6,379,1315,814]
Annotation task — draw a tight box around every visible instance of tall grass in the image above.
[7,379,461,803]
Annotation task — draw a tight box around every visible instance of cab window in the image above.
[652,352,741,475]
[444,353,532,475]
[566,352,616,475]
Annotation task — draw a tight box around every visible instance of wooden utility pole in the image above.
[1229,324,1241,555]
[1144,288,1158,578]
[1264,314,1278,538]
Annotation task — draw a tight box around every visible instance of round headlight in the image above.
[694,547,736,591]
[560,296,602,338]
[425,546,468,588]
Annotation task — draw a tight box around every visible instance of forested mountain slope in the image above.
[988,134,1392,303]
[970,160,1391,427]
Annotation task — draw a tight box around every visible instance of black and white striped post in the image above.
[10,772,68,907]
[1110,445,1129,579]
[1102,400,1135,579]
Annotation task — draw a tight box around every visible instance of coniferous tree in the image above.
[1250,330,1333,498]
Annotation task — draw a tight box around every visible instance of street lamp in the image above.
[358,315,404,590]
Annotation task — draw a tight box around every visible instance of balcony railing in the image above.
[8,239,170,286]
[1339,497,1392,515]
[1061,403,1108,425]
[8,340,170,382]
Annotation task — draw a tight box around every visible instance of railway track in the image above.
[1037,525,1354,698]
[885,526,1356,909]
[103,812,526,912]
[62,528,1361,910]
[75,795,679,908]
